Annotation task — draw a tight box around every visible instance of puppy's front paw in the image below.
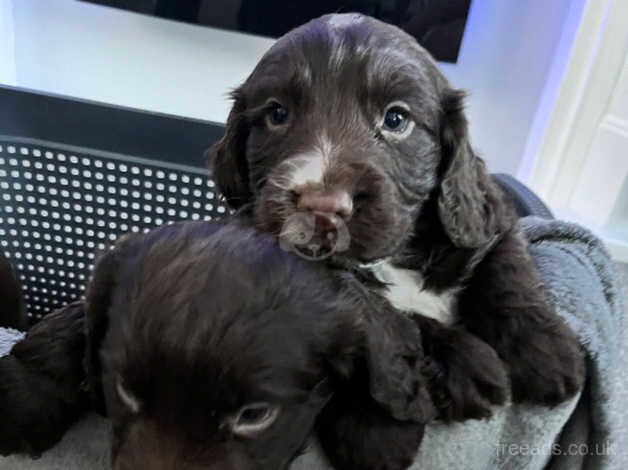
[508,321,585,406]
[421,325,508,421]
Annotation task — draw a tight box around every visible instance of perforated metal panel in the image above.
[0,137,228,321]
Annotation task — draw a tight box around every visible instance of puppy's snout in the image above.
[296,189,353,219]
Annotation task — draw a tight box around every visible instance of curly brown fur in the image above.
[0,302,89,456]
[208,12,585,435]
[313,278,434,469]
[84,220,432,469]
[457,229,585,404]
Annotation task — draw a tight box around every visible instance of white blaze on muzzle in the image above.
[279,133,335,192]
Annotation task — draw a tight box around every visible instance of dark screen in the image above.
[83,0,471,62]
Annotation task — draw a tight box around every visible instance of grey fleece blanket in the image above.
[0,217,625,469]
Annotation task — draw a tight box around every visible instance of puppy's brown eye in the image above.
[383,107,409,132]
[267,105,289,127]
[239,405,270,423]
[229,402,280,438]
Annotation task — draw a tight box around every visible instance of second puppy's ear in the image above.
[207,88,252,210]
[318,302,432,470]
[363,305,436,422]
[325,297,435,423]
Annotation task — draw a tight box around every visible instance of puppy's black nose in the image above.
[297,189,353,219]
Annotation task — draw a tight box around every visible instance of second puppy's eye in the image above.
[229,402,280,438]
[382,107,409,132]
[266,104,290,127]
[239,405,271,424]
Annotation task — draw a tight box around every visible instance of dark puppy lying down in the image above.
[1,219,506,469]
[80,219,438,470]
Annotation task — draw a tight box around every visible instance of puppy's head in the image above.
[210,13,500,263]
[93,224,359,469]
[85,222,431,469]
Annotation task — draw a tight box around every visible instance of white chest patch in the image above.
[370,261,457,326]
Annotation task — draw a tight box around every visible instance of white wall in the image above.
[0,0,17,86]
[4,0,584,174]
[10,0,274,123]
[442,0,585,174]
[525,0,628,260]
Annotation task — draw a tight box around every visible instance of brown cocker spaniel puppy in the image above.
[209,12,584,443]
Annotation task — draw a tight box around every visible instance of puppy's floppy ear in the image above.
[207,89,252,210]
[326,296,435,423]
[438,89,502,248]
[318,302,431,469]
[362,305,435,422]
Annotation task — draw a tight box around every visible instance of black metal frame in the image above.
[0,85,225,169]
